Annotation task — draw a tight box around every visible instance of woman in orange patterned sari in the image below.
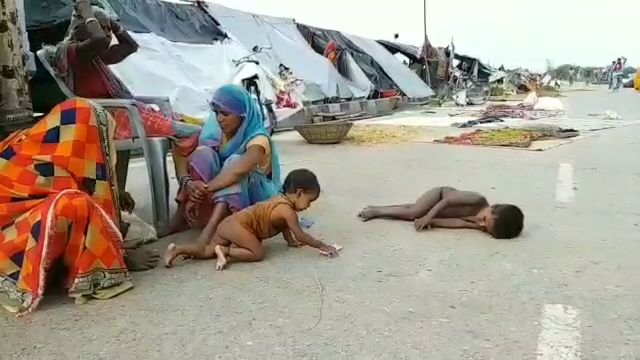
[0,99,136,316]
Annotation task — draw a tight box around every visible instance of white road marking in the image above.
[555,163,575,203]
[536,304,581,360]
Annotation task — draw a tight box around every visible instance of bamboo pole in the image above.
[0,0,32,132]
[422,0,431,87]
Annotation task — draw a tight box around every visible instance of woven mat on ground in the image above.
[475,104,563,120]
[435,129,544,148]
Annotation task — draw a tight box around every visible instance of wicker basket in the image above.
[294,121,353,144]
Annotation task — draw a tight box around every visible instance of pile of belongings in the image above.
[506,69,540,92]
[474,92,564,120]
[489,84,517,97]
[602,110,622,120]
[473,104,558,120]
[452,117,504,128]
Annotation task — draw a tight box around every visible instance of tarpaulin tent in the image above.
[377,39,435,87]
[297,24,433,100]
[109,33,276,119]
[203,3,372,102]
[297,24,397,94]
[26,0,275,118]
[454,54,492,81]
[264,16,373,101]
[24,0,226,46]
[109,0,227,44]
[24,0,74,29]
[346,35,434,99]
[105,0,276,118]
[377,40,422,64]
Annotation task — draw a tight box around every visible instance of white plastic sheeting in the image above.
[110,32,277,118]
[262,14,373,99]
[204,3,372,101]
[343,52,374,97]
[16,0,36,75]
[345,34,435,99]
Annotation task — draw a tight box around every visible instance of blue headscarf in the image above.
[199,84,281,188]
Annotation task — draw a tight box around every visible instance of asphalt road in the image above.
[2,88,640,359]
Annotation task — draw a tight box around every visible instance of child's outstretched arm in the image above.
[428,218,480,229]
[279,208,338,257]
[283,229,302,247]
[415,191,486,230]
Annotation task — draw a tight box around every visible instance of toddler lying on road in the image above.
[165,169,338,270]
[358,186,523,239]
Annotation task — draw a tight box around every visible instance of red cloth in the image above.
[68,44,111,98]
[110,107,198,156]
[110,105,175,139]
[276,92,298,109]
[324,41,339,67]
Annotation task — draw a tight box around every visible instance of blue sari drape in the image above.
[190,84,281,211]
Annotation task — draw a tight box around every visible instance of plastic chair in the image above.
[36,49,171,231]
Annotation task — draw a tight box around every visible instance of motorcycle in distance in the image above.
[231,45,278,135]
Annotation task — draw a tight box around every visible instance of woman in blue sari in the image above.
[164,84,281,245]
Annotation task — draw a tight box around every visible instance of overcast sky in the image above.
[211,0,639,71]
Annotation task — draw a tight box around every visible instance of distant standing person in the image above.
[583,69,590,87]
[568,67,575,86]
[612,57,627,91]
[608,60,616,89]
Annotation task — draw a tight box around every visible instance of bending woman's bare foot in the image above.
[357,206,378,222]
[164,243,180,268]
[214,245,228,271]
[125,248,161,272]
